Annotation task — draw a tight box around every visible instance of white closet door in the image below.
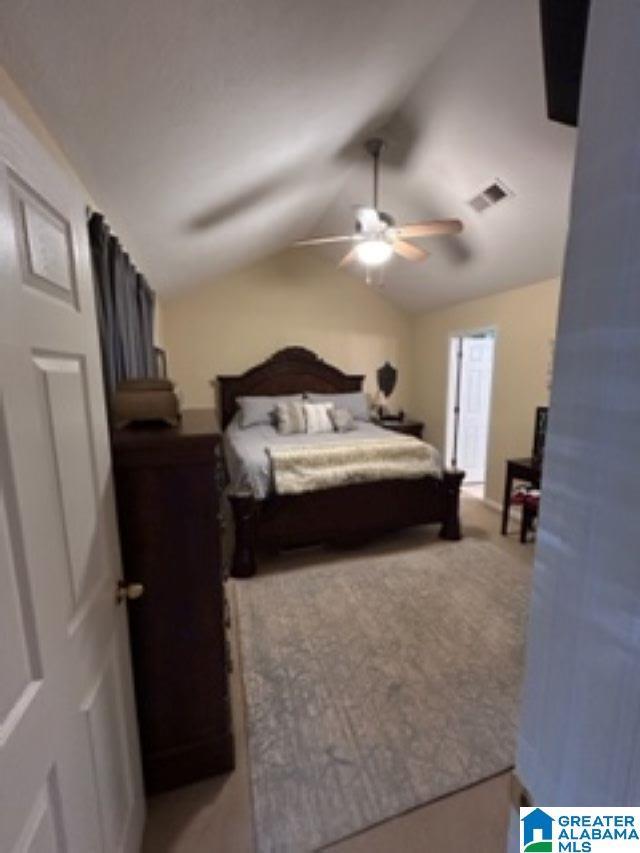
[457,337,494,483]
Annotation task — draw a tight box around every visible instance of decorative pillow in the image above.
[303,402,335,434]
[237,395,303,428]
[330,407,356,433]
[275,400,307,435]
[306,391,370,421]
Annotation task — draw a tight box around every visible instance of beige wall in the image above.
[412,278,560,504]
[161,250,414,414]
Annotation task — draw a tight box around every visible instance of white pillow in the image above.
[303,402,335,434]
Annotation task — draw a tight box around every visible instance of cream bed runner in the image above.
[268,435,441,495]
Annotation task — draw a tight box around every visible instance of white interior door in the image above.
[456,336,494,483]
[445,337,459,468]
[510,2,640,847]
[0,100,144,852]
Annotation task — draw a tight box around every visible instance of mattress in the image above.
[223,415,441,499]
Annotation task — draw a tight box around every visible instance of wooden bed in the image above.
[217,347,464,577]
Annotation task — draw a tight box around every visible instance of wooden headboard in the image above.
[215,347,365,429]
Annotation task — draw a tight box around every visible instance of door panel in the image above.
[0,402,42,732]
[457,337,494,483]
[0,99,144,853]
[83,635,137,853]
[10,770,67,853]
[33,353,103,612]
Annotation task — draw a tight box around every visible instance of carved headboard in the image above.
[215,347,365,429]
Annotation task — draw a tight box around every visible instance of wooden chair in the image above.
[511,486,540,543]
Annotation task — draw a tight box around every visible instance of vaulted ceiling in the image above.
[0,0,576,311]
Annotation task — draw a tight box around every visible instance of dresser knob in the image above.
[117,580,145,604]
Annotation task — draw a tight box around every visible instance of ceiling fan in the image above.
[294,137,463,269]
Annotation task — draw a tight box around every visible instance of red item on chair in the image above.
[511,485,529,505]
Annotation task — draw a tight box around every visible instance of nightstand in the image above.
[374,418,424,439]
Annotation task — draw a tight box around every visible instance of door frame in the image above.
[444,325,497,492]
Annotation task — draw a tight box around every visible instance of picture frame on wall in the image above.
[533,406,549,464]
[154,346,168,379]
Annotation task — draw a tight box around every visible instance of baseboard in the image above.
[483,497,521,524]
[483,497,502,513]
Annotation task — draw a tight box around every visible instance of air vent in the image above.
[468,179,513,213]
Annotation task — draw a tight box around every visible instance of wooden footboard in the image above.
[229,470,464,578]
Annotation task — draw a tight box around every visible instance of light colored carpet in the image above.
[235,535,531,852]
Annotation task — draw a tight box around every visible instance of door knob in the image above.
[117,580,145,604]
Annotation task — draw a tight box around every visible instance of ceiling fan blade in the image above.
[393,239,429,262]
[338,247,358,268]
[395,219,463,239]
[294,234,357,247]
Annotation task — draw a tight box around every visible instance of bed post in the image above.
[230,494,258,578]
[440,469,464,541]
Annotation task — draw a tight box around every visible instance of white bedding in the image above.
[224,415,442,499]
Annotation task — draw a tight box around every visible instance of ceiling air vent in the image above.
[468,179,513,213]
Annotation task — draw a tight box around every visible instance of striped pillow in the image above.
[303,402,335,434]
[275,401,307,435]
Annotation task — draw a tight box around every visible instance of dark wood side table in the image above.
[374,417,424,439]
[501,457,542,535]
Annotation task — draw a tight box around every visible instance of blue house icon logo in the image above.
[521,808,554,852]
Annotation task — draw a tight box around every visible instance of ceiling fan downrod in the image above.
[364,137,385,210]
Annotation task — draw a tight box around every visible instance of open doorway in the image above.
[445,329,496,499]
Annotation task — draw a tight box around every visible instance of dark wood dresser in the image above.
[111,409,234,793]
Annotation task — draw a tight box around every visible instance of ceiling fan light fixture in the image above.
[293,137,462,273]
[355,239,393,266]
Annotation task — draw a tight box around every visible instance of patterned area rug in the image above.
[235,535,531,852]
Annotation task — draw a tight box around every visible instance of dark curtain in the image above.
[89,213,156,394]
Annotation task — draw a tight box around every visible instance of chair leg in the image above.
[520,506,530,544]
[520,504,539,543]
